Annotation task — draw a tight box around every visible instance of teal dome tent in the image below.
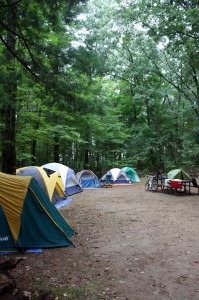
[122,167,140,183]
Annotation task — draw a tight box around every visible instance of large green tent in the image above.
[0,172,76,252]
[167,169,191,180]
[122,167,140,183]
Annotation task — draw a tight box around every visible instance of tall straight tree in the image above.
[0,0,86,174]
[1,0,17,174]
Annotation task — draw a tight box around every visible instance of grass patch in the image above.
[50,286,88,299]
[31,285,99,300]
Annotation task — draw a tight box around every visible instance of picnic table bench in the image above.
[161,179,199,194]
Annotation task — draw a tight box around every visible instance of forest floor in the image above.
[1,179,199,300]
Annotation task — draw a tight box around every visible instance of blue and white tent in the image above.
[100,168,132,185]
[76,170,101,189]
[42,162,82,196]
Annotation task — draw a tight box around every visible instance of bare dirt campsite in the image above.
[1,180,199,300]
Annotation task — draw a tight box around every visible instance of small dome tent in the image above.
[167,169,191,180]
[0,172,75,252]
[101,168,132,185]
[42,162,82,196]
[76,170,101,189]
[122,167,140,183]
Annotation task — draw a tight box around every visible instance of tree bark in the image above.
[54,135,60,162]
[2,1,17,174]
[84,149,89,169]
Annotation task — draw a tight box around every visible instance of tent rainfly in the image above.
[76,170,101,189]
[167,169,192,180]
[0,172,75,252]
[42,163,82,196]
[16,166,66,205]
[101,168,132,185]
[122,167,140,183]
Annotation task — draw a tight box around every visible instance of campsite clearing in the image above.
[1,180,199,300]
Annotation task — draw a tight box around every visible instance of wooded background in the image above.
[0,0,198,177]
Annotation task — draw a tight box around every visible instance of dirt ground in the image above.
[2,180,199,300]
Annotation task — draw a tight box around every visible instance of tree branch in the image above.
[0,0,21,8]
[0,34,40,81]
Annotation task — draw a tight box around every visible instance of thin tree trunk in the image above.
[54,135,59,162]
[31,110,41,165]
[84,149,89,169]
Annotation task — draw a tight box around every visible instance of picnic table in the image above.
[161,179,199,194]
[145,173,199,195]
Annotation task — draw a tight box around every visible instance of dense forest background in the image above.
[0,0,199,177]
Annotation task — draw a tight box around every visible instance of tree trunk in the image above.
[145,98,164,169]
[2,1,18,174]
[31,110,41,165]
[84,149,89,169]
[31,139,37,166]
[2,105,16,174]
[54,135,59,162]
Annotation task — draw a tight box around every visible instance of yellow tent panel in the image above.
[0,172,31,241]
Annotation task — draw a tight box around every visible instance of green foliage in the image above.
[1,0,199,175]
